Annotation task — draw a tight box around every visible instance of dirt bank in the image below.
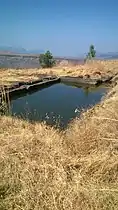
[0,60,118,86]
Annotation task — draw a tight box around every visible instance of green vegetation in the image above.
[39,50,56,68]
[86,45,96,61]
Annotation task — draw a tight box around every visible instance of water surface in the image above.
[11,83,108,128]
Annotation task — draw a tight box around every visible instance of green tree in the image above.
[86,45,96,60]
[39,50,56,68]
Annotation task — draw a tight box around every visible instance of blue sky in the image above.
[0,0,118,56]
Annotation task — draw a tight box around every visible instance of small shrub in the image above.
[85,45,96,61]
[39,50,56,68]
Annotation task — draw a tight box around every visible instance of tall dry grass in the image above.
[0,60,118,86]
[0,86,11,115]
[0,83,118,209]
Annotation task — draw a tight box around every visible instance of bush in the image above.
[86,45,96,61]
[39,51,56,68]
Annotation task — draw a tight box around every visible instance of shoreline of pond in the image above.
[0,76,118,210]
[0,73,116,101]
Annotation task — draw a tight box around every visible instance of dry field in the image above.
[0,60,118,86]
[0,81,118,209]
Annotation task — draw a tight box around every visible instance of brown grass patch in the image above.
[0,68,47,86]
[0,82,118,209]
[0,60,118,86]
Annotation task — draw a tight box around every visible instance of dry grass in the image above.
[0,68,44,86]
[47,59,118,78]
[0,60,118,86]
[0,82,118,209]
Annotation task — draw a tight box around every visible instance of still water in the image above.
[11,83,108,128]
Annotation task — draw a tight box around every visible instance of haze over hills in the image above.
[0,46,44,55]
[0,46,118,59]
[96,52,118,59]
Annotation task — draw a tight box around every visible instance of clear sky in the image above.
[0,0,118,56]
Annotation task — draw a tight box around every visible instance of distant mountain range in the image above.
[0,46,44,55]
[0,46,118,59]
[96,52,118,59]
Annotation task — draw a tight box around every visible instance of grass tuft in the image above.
[0,82,118,209]
[0,60,118,209]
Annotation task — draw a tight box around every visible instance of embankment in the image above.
[0,54,83,69]
[0,59,118,86]
[0,80,118,209]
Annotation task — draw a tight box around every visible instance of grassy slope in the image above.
[0,82,118,209]
[0,60,118,86]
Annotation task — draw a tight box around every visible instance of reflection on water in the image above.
[11,83,108,128]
